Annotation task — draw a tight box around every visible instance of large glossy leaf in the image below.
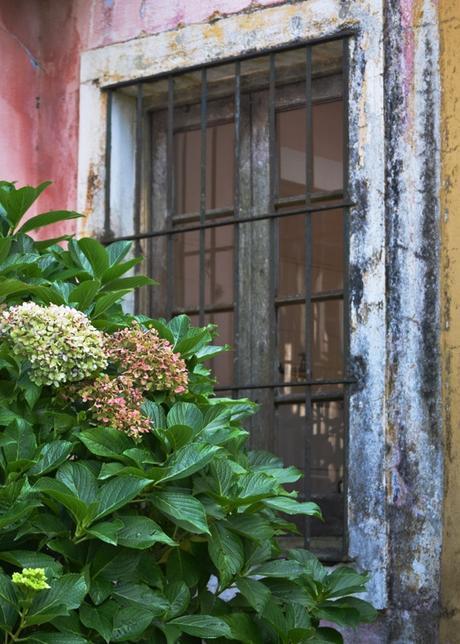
[154,443,220,484]
[57,462,98,505]
[168,615,233,639]
[102,275,156,291]
[252,559,305,579]
[142,400,166,429]
[0,551,62,577]
[26,574,87,626]
[100,257,142,284]
[17,210,82,235]
[150,490,209,534]
[33,478,90,525]
[208,523,244,588]
[111,605,155,642]
[92,290,130,318]
[117,515,176,549]
[77,238,109,277]
[29,440,73,476]
[0,181,51,229]
[80,602,112,643]
[324,566,370,599]
[93,477,151,521]
[227,514,273,542]
[236,577,271,613]
[106,240,132,266]
[262,497,322,518]
[69,279,101,310]
[78,427,133,461]
[86,520,123,545]
[0,573,18,630]
[167,403,203,432]
[164,582,190,619]
[24,634,89,644]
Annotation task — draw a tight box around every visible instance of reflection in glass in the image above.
[276,400,344,536]
[175,122,234,214]
[313,300,343,379]
[277,101,343,198]
[312,210,343,293]
[278,215,305,298]
[173,225,234,311]
[278,304,306,386]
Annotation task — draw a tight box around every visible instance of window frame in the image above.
[77,4,389,609]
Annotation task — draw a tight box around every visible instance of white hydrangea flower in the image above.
[0,302,107,386]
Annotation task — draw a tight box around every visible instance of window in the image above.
[105,37,350,560]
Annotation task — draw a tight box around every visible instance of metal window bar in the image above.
[341,36,351,560]
[233,61,241,398]
[104,90,113,241]
[303,45,314,550]
[166,76,175,319]
[199,69,208,327]
[103,36,352,559]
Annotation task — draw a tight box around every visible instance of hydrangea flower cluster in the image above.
[75,324,188,439]
[12,568,50,591]
[0,302,107,387]
[106,323,188,394]
[79,375,151,438]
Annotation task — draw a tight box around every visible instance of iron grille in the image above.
[102,34,353,561]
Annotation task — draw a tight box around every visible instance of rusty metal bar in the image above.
[104,89,113,240]
[233,60,241,396]
[101,199,354,243]
[304,44,314,549]
[166,76,175,318]
[341,35,351,559]
[199,69,208,326]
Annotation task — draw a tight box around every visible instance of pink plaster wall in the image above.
[0,0,287,238]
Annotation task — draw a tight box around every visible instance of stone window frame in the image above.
[77,1,442,615]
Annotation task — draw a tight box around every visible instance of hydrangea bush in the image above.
[0,182,376,643]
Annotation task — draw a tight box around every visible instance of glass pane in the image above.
[276,402,306,494]
[277,101,343,198]
[311,400,344,538]
[313,100,343,192]
[278,304,305,384]
[313,299,343,379]
[205,311,234,386]
[175,121,234,214]
[312,400,344,496]
[312,209,343,293]
[173,230,199,310]
[275,399,344,539]
[277,108,306,198]
[278,215,305,298]
[205,224,234,307]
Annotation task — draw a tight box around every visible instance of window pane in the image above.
[313,100,343,192]
[205,224,234,307]
[278,109,306,198]
[175,121,234,214]
[278,304,305,383]
[277,101,343,198]
[173,223,234,311]
[312,209,344,293]
[278,214,305,298]
[275,399,344,539]
[313,299,343,379]
[205,311,234,386]
[173,230,199,309]
[311,400,344,538]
